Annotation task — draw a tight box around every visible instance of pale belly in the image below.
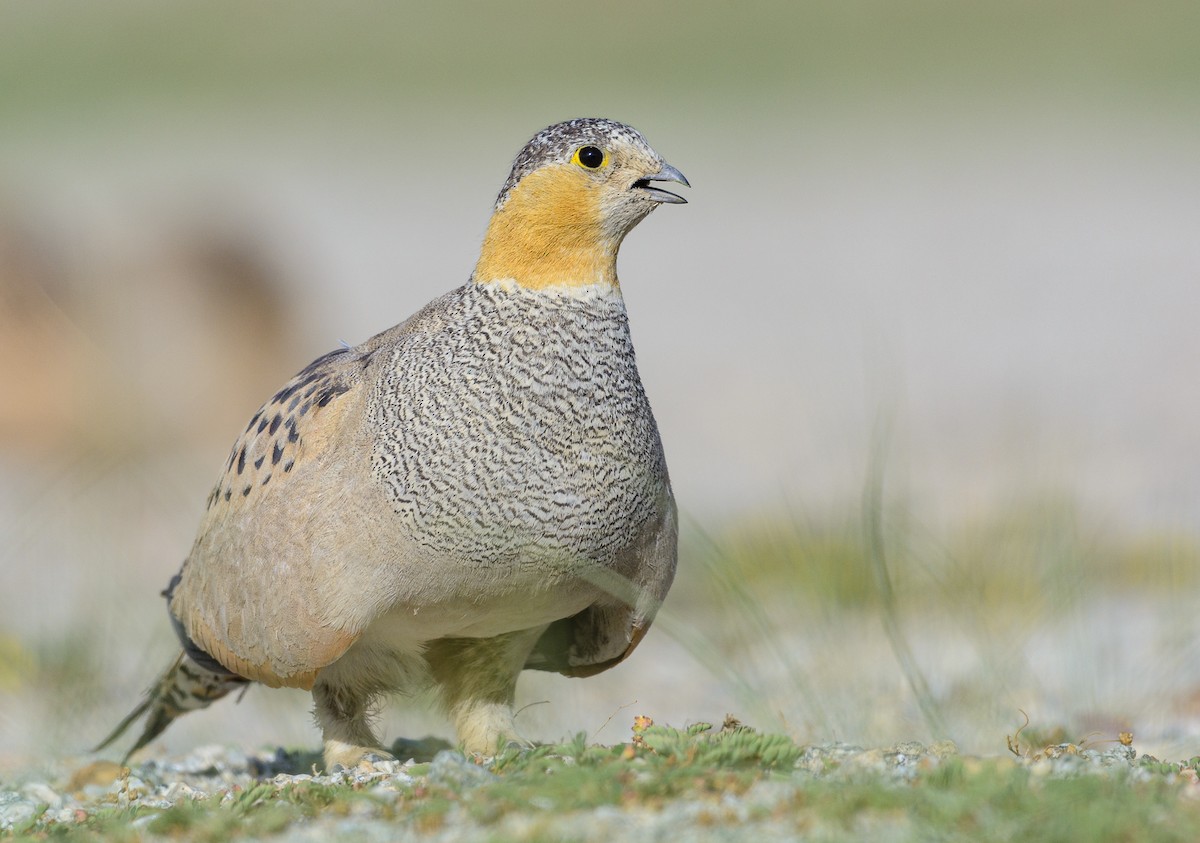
[390,590,590,642]
[354,574,600,657]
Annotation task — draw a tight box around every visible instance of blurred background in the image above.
[1,0,1198,770]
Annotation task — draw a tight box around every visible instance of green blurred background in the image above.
[1,1,1198,768]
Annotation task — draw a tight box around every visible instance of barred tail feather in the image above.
[94,652,249,762]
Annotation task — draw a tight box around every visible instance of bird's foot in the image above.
[323,740,396,772]
[454,701,532,757]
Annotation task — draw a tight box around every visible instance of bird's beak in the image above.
[633,162,690,205]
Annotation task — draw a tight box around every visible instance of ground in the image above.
[3,718,1200,842]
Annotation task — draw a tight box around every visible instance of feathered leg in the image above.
[311,679,393,770]
[425,626,546,755]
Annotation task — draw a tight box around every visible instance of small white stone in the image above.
[20,783,62,809]
[0,793,39,830]
[54,807,84,824]
[162,781,203,803]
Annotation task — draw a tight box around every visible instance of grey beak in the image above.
[634,162,690,205]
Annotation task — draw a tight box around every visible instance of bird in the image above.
[96,118,688,770]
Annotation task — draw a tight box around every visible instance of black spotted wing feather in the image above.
[206,348,356,510]
[171,344,373,688]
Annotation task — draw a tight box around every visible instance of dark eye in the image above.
[574,145,606,169]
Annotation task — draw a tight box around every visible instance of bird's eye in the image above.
[572,145,607,170]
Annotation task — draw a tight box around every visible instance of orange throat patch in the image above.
[473,165,620,291]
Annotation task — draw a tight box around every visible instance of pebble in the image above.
[21,781,62,808]
[163,780,205,802]
[427,749,497,788]
[0,737,1190,838]
[0,791,40,830]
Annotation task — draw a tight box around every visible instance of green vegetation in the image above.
[7,721,1200,842]
[701,501,1200,613]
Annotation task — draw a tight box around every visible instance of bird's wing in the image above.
[166,341,384,690]
[524,492,678,677]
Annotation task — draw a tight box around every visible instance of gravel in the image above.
[0,740,1188,838]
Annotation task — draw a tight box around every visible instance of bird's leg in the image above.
[425,626,547,756]
[312,679,391,769]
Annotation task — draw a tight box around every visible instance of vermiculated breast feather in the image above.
[368,280,668,570]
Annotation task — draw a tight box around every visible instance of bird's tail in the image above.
[93,652,249,763]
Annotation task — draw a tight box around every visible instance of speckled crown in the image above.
[493,118,650,208]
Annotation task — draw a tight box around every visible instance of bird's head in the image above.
[474,118,688,292]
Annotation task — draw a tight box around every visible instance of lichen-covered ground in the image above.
[3,719,1200,842]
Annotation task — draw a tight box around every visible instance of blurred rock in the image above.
[0,791,40,830]
[0,196,303,460]
[85,215,301,452]
[19,782,61,809]
[66,759,125,793]
[0,209,93,453]
[428,750,497,788]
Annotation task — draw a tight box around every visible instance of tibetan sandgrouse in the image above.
[98,118,687,769]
